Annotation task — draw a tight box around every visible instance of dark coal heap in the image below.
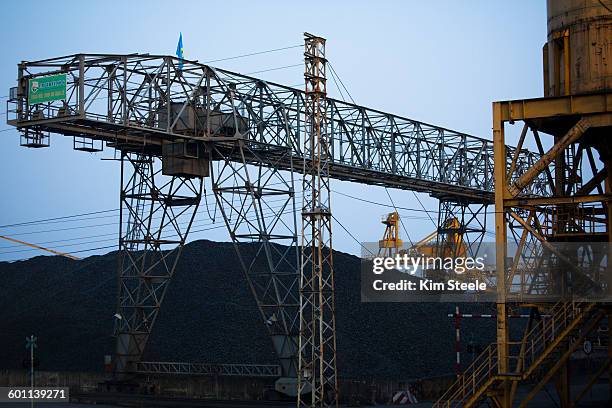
[0,240,497,380]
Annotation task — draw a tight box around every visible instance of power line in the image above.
[0,208,119,229]
[1,206,295,261]
[331,214,375,257]
[0,231,118,249]
[0,198,298,258]
[0,182,295,230]
[0,236,117,255]
[246,64,302,75]
[0,188,441,255]
[333,189,439,214]
[328,62,355,104]
[3,221,119,237]
[333,189,499,216]
[0,190,299,247]
[328,65,347,102]
[204,44,302,64]
[413,191,437,227]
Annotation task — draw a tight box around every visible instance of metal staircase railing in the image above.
[433,343,498,407]
[433,301,596,408]
[508,301,594,377]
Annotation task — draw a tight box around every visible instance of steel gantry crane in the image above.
[7,32,548,407]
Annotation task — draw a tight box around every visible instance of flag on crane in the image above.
[176,32,184,70]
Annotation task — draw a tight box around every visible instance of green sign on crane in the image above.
[28,74,66,105]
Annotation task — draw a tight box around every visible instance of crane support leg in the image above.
[209,140,300,380]
[436,199,488,260]
[113,152,203,375]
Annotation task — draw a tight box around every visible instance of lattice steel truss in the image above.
[136,361,281,377]
[298,34,338,408]
[209,139,300,379]
[6,53,547,202]
[114,152,202,373]
[436,200,488,259]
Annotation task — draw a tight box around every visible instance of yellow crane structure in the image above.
[377,212,466,259]
[378,211,403,257]
[435,1,612,407]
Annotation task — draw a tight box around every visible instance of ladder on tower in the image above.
[433,301,605,408]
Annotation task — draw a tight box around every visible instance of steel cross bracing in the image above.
[209,138,300,379]
[135,361,282,377]
[434,93,612,408]
[6,53,548,204]
[298,34,338,408]
[114,152,202,374]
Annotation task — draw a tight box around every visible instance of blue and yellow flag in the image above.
[176,33,184,70]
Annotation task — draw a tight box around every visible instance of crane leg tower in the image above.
[298,33,339,408]
[114,151,203,374]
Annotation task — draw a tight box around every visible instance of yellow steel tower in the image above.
[436,1,612,407]
[378,212,404,257]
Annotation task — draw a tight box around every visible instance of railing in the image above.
[433,343,498,407]
[508,301,592,376]
[434,301,594,408]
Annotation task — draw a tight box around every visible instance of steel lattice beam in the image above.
[7,53,548,203]
[114,152,202,374]
[298,33,338,408]
[136,361,281,377]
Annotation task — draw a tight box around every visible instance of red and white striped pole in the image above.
[449,310,546,377]
[455,306,461,377]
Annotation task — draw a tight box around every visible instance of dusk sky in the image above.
[0,1,547,261]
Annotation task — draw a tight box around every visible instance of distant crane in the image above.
[377,212,403,257]
[377,211,466,259]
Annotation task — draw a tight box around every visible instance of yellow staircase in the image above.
[433,302,605,408]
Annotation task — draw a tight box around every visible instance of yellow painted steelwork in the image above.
[435,1,612,407]
[378,211,403,257]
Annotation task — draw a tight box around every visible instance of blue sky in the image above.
[0,0,547,261]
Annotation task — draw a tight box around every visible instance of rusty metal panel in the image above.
[545,0,612,96]
[162,141,209,177]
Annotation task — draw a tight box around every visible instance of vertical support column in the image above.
[493,102,511,407]
[78,54,85,117]
[113,151,202,375]
[556,358,571,407]
[209,141,300,381]
[298,33,338,408]
[455,305,461,377]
